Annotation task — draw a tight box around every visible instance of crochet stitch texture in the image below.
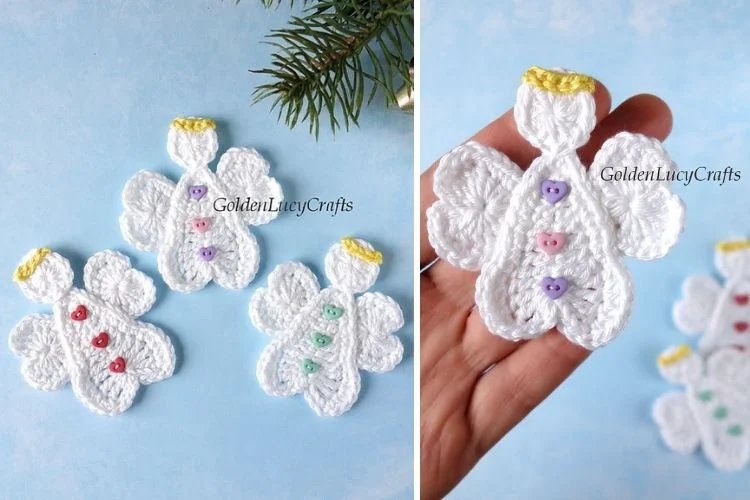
[653,345,750,471]
[9,249,175,416]
[250,238,404,417]
[426,66,685,349]
[120,117,283,292]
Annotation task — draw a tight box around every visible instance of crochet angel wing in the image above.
[355,292,404,372]
[653,391,701,454]
[249,262,321,335]
[216,147,284,226]
[83,251,156,317]
[256,288,360,417]
[673,275,721,335]
[589,132,685,260]
[9,314,69,391]
[426,141,522,269]
[120,171,176,252]
[707,348,750,391]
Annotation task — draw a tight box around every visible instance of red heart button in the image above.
[735,295,749,306]
[109,357,126,373]
[91,332,109,348]
[735,345,747,352]
[734,322,748,333]
[70,305,88,321]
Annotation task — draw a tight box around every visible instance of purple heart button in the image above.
[198,246,217,262]
[541,277,569,300]
[188,184,208,201]
[540,180,569,204]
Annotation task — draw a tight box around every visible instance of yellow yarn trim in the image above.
[521,66,595,95]
[171,117,216,133]
[13,248,51,282]
[341,237,383,265]
[716,240,750,253]
[657,344,692,367]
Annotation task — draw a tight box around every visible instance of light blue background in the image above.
[0,1,413,499]
[422,0,749,498]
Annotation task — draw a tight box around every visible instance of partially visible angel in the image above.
[654,344,750,471]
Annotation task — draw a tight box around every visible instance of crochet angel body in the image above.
[654,345,750,471]
[427,67,685,349]
[9,249,175,416]
[674,241,750,354]
[250,238,404,417]
[120,118,283,292]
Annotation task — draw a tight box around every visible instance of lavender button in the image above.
[541,277,569,300]
[198,246,217,261]
[540,180,569,204]
[188,185,208,201]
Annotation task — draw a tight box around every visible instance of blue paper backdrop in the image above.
[0,2,413,499]
[422,0,749,498]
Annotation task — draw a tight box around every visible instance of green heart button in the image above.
[727,425,743,437]
[714,406,728,420]
[301,358,321,374]
[311,332,332,348]
[322,304,343,320]
[697,390,713,402]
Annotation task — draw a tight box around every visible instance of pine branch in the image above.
[250,0,414,138]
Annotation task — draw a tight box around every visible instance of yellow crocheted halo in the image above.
[171,117,216,133]
[716,240,750,253]
[521,66,596,95]
[13,248,51,282]
[341,237,383,265]
[657,344,692,367]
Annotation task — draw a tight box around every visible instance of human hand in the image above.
[419,81,673,499]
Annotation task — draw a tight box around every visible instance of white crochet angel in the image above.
[120,117,283,292]
[9,249,175,416]
[426,66,685,349]
[674,240,750,354]
[250,238,404,417]
[653,344,750,471]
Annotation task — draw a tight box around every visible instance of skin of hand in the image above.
[420,81,673,499]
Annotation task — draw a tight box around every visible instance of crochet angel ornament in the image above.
[427,66,685,349]
[9,249,175,416]
[120,117,283,292]
[653,345,750,471]
[674,240,750,354]
[250,238,404,417]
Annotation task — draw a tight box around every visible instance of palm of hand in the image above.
[419,82,673,499]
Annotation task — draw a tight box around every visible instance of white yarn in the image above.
[120,118,283,293]
[249,238,404,417]
[9,250,176,416]
[426,67,685,350]
[514,76,596,155]
[674,244,750,354]
[654,346,750,471]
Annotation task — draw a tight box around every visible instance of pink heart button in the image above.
[537,232,566,256]
[192,217,210,233]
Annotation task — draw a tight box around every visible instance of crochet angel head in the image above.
[10,249,175,416]
[250,238,404,417]
[427,66,685,349]
[674,240,750,354]
[120,117,283,292]
[654,345,750,471]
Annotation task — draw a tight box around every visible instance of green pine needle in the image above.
[249,0,413,138]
